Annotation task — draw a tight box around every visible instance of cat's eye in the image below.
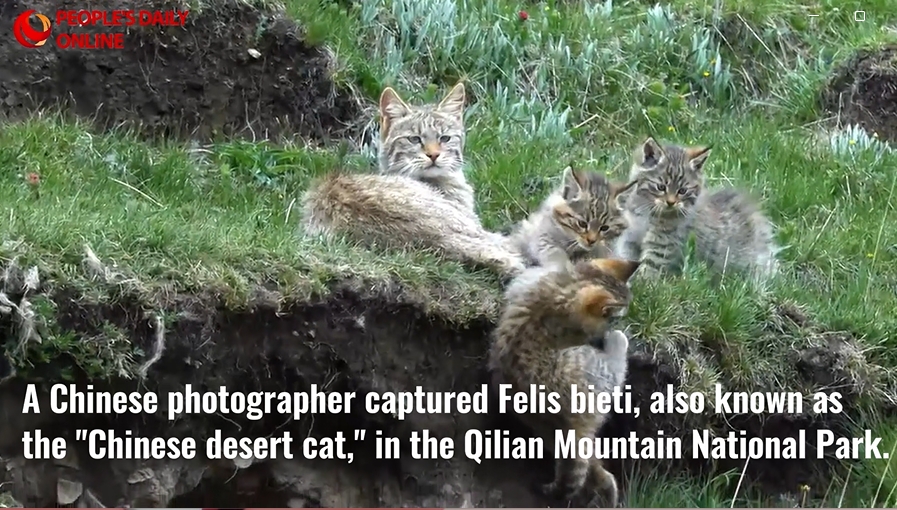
[677,187,688,195]
[576,219,588,230]
[655,183,666,192]
[439,135,452,143]
[408,136,422,144]
[599,225,609,233]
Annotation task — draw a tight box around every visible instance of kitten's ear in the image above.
[575,285,626,318]
[636,137,664,167]
[686,145,712,172]
[588,257,641,283]
[379,87,411,139]
[562,166,587,198]
[612,179,637,197]
[611,180,637,207]
[437,82,466,119]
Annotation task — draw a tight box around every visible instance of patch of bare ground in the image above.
[822,44,897,143]
[0,0,361,143]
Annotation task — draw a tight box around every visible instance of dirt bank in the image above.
[0,0,360,143]
[0,262,866,507]
[822,44,897,143]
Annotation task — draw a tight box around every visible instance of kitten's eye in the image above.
[677,187,688,195]
[655,183,666,192]
[576,219,589,230]
[599,225,610,233]
[439,135,451,143]
[408,136,422,144]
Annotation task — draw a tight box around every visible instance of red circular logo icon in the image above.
[13,10,52,48]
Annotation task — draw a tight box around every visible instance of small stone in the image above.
[248,48,261,59]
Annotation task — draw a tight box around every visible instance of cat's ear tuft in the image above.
[589,258,641,283]
[637,137,664,167]
[686,145,712,172]
[562,166,587,198]
[379,87,410,138]
[437,82,466,119]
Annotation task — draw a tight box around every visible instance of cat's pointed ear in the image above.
[612,179,637,197]
[636,137,664,168]
[611,179,637,206]
[562,166,587,198]
[575,285,627,318]
[589,257,641,284]
[379,87,411,139]
[686,145,712,172]
[437,82,466,119]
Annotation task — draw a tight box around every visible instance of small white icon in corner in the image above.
[854,11,866,21]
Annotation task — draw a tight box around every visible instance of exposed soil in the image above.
[822,44,897,143]
[0,272,861,508]
[0,0,360,143]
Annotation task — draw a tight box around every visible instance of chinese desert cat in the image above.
[301,83,525,276]
[615,138,778,282]
[511,166,634,271]
[489,257,640,508]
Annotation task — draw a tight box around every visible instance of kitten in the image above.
[615,137,778,282]
[379,83,476,213]
[512,166,635,271]
[489,257,640,508]
[301,83,525,277]
[614,139,707,276]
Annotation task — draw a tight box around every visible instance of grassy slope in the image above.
[2,0,897,506]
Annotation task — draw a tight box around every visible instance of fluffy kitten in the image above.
[379,83,476,213]
[489,257,640,508]
[615,137,778,282]
[512,166,634,271]
[300,83,525,277]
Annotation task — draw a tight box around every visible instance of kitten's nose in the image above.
[424,143,441,162]
[583,233,597,245]
[665,195,678,206]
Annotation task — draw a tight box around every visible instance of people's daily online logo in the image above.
[13,10,51,48]
[12,9,190,49]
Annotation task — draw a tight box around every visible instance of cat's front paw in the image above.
[605,329,628,346]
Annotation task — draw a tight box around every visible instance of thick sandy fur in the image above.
[489,258,640,507]
[301,172,524,275]
[299,82,524,276]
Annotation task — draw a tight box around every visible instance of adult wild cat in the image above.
[489,257,639,508]
[512,166,634,271]
[301,83,525,276]
[616,137,778,282]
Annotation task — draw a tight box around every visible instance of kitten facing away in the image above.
[512,166,635,271]
[488,257,640,508]
[615,138,778,283]
[300,83,525,277]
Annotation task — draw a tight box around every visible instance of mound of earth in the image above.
[822,44,897,143]
[0,252,869,508]
[0,0,359,142]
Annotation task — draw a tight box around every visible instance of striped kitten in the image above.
[512,166,634,271]
[615,137,778,282]
[489,257,640,508]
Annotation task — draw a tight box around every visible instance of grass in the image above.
[2,0,897,506]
